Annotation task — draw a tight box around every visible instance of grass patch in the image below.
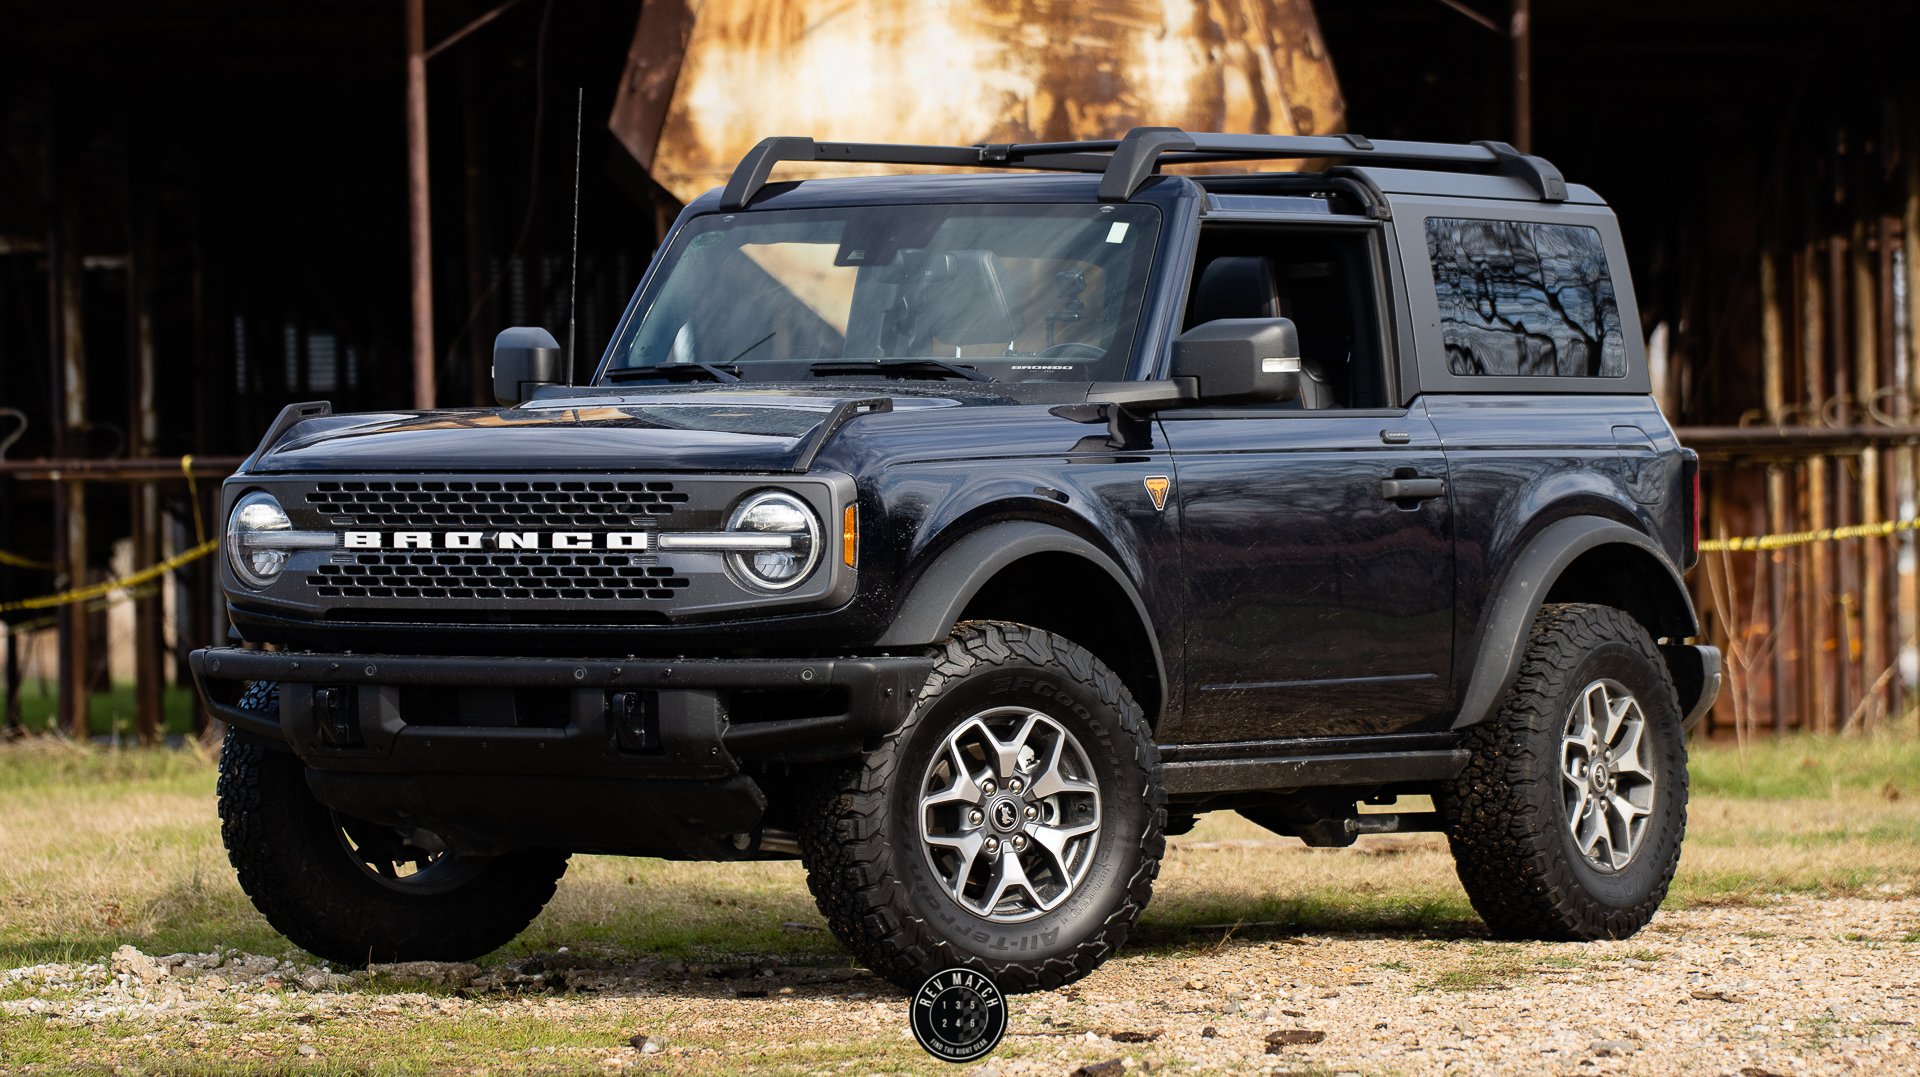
[9,680,204,739]
[1688,733,1920,800]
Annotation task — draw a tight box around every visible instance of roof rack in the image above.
[717,126,1567,211]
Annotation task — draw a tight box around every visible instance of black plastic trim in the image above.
[1451,517,1698,730]
[1163,749,1468,797]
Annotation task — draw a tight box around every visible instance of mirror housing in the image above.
[492,327,566,406]
[1169,317,1302,404]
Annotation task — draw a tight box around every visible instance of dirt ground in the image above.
[4,738,1918,1074]
[6,878,1916,1074]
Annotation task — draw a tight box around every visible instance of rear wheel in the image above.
[1442,603,1688,940]
[217,681,569,965]
[799,622,1164,992]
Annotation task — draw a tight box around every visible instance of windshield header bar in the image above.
[717,127,1567,211]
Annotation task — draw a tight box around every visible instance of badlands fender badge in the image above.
[910,967,1007,1063]
[1143,474,1171,512]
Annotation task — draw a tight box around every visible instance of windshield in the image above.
[601,203,1162,384]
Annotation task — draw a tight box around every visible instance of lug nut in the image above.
[1023,805,1038,821]
[984,837,1000,856]
[1012,835,1027,851]
[1008,778,1023,794]
[968,809,984,826]
[981,780,996,796]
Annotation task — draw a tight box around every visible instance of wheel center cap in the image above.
[989,797,1022,833]
[1591,761,1611,790]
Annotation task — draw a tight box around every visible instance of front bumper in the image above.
[190,646,933,857]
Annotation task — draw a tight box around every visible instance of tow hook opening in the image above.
[313,686,361,747]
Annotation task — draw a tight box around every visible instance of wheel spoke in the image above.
[985,712,1044,779]
[1612,712,1650,776]
[1573,685,1602,747]
[981,848,1036,913]
[1575,802,1605,859]
[1609,791,1648,826]
[1028,818,1097,881]
[1600,688,1631,745]
[927,831,985,901]
[1565,784,1589,827]
[1028,733,1096,800]
[921,739,984,813]
[1562,737,1589,785]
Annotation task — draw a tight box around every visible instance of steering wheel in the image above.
[1037,342,1106,360]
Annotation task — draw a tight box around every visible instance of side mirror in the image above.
[492,327,566,406]
[1169,317,1302,404]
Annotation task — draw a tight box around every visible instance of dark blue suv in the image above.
[194,128,1721,991]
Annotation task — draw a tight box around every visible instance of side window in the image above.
[1182,227,1388,409]
[1425,218,1627,378]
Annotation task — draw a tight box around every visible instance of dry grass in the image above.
[1,734,1916,1073]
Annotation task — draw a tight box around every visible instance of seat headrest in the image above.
[1188,256,1278,327]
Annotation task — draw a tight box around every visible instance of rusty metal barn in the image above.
[1,0,1916,740]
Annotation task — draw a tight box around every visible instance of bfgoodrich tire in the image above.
[1442,603,1688,940]
[799,621,1165,992]
[217,681,570,966]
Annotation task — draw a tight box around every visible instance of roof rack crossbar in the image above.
[717,128,1567,210]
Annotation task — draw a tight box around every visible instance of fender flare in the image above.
[1453,516,1698,729]
[875,520,1168,691]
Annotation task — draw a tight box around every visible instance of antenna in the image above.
[566,86,582,377]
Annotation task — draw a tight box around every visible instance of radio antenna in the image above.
[566,86,582,376]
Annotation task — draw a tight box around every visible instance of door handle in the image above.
[1380,477,1446,502]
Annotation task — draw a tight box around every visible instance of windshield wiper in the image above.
[808,358,992,382]
[604,361,742,384]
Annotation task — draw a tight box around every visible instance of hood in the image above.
[247,388,971,473]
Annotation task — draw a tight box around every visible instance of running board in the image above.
[1161,749,1468,797]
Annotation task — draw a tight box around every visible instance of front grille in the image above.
[305,479,692,530]
[308,551,694,602]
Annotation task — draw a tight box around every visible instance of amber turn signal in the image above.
[842,504,859,568]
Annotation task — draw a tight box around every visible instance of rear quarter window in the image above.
[1425,217,1627,378]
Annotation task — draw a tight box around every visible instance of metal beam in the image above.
[423,0,524,61]
[1510,0,1532,153]
[0,457,245,481]
[406,0,436,410]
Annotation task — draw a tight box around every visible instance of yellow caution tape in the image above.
[0,538,218,614]
[0,549,51,571]
[1698,517,1920,553]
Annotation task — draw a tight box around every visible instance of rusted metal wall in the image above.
[610,0,1345,204]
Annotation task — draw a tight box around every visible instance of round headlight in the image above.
[725,491,821,591]
[227,491,293,588]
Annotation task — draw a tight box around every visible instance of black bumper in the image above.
[189,647,933,858]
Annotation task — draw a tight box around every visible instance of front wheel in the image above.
[1442,603,1688,940]
[217,682,570,965]
[799,622,1164,992]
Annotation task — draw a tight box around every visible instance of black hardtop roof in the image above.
[717,127,1575,213]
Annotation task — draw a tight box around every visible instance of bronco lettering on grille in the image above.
[341,531,653,551]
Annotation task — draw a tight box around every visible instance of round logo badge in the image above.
[910,967,1008,1064]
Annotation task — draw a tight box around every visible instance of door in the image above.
[1161,401,1454,741]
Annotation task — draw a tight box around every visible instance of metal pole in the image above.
[1852,162,1885,729]
[406,0,436,410]
[129,148,164,745]
[1801,235,1836,733]
[48,123,91,741]
[1510,0,1532,154]
[1760,245,1790,735]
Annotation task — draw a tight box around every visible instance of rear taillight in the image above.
[1681,449,1700,570]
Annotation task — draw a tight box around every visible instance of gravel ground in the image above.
[4,895,1917,1074]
